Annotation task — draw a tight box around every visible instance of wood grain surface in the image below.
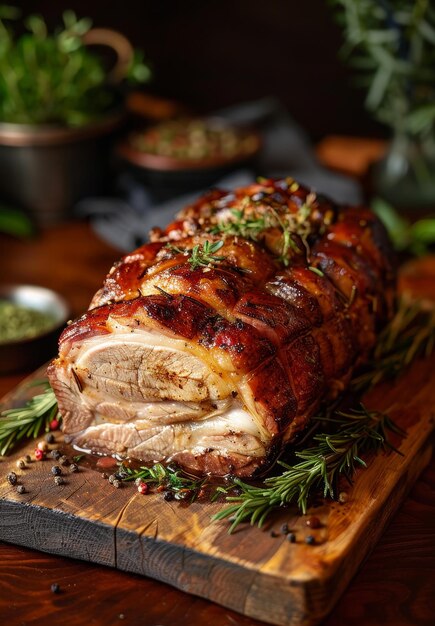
[0,351,434,626]
[0,138,434,626]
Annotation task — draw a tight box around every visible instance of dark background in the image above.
[15,0,384,140]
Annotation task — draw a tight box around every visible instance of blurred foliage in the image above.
[331,0,435,139]
[0,6,151,126]
[372,196,435,256]
[0,204,34,237]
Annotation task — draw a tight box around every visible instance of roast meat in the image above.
[48,178,395,476]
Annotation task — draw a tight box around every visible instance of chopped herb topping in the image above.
[167,240,226,270]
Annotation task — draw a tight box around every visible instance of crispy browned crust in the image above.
[50,178,396,476]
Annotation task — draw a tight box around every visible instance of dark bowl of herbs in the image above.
[116,117,262,200]
[0,285,70,374]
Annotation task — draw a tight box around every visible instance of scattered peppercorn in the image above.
[59,455,68,466]
[163,490,174,501]
[305,535,315,545]
[108,474,116,484]
[45,433,55,444]
[16,485,25,494]
[54,476,64,486]
[287,533,296,543]
[137,483,149,495]
[281,523,289,534]
[37,440,48,452]
[51,583,60,594]
[306,516,321,529]
[112,479,121,489]
[101,472,108,479]
[50,449,61,460]
[24,454,31,463]
[7,472,17,485]
[270,530,279,538]
[16,459,26,470]
[50,419,60,431]
[34,448,45,461]
[51,466,62,476]
[69,463,79,473]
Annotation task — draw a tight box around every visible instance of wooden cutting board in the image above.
[0,353,434,626]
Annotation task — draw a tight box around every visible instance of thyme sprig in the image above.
[210,196,314,266]
[166,240,226,270]
[0,381,58,456]
[118,461,208,501]
[213,406,404,532]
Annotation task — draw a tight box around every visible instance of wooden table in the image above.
[0,139,434,626]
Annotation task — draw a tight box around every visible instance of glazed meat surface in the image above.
[48,178,395,476]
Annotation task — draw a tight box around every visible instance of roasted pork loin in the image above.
[48,179,395,476]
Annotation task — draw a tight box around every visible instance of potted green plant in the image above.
[331,0,435,210]
[0,6,151,225]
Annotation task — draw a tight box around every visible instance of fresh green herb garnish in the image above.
[119,461,208,501]
[167,240,226,270]
[213,405,404,532]
[308,266,325,277]
[210,195,315,266]
[0,382,58,456]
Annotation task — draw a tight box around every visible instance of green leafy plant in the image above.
[0,5,151,126]
[330,0,435,139]
[372,197,435,255]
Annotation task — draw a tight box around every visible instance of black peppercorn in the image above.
[112,479,121,489]
[45,433,55,444]
[51,466,62,476]
[270,530,278,538]
[69,463,79,473]
[305,535,315,545]
[59,455,68,466]
[108,474,116,484]
[101,472,108,479]
[7,472,17,485]
[16,485,25,494]
[281,523,289,535]
[287,533,296,543]
[163,490,174,501]
[51,583,60,594]
[50,449,61,460]
[54,476,64,486]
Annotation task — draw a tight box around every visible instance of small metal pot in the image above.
[0,110,125,225]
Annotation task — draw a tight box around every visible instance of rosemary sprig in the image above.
[0,382,58,456]
[213,406,404,532]
[119,461,207,501]
[351,297,435,392]
[166,240,226,270]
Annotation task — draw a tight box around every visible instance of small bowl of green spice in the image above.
[0,285,69,374]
